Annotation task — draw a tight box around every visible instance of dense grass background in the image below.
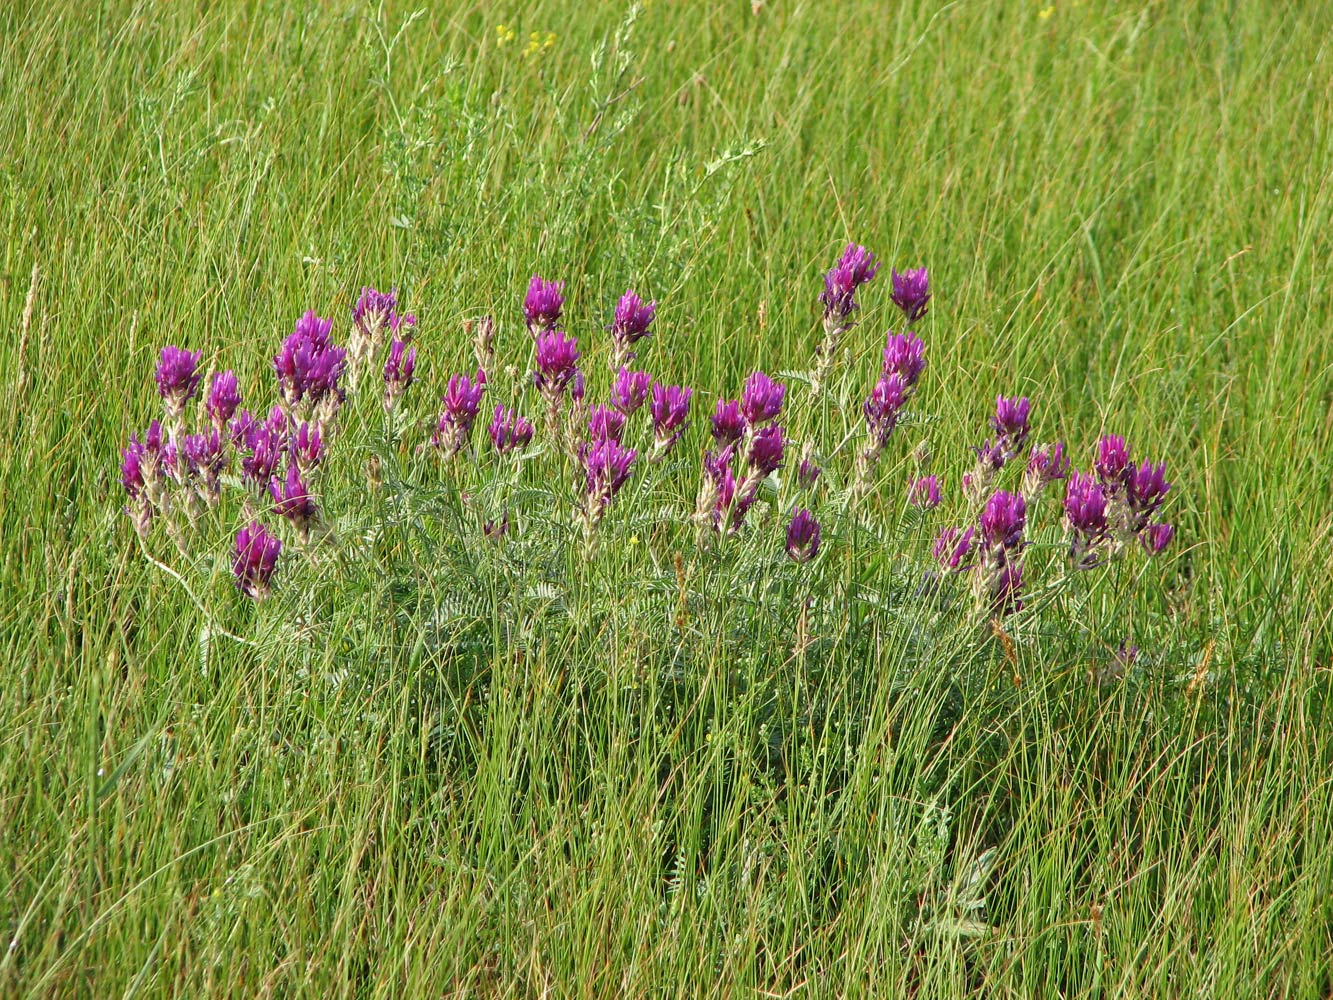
[4,0,1333,995]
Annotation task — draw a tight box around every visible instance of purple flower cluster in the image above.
[434,370,488,457]
[155,347,203,421]
[785,509,821,563]
[524,275,565,336]
[274,311,347,418]
[696,371,790,535]
[489,405,534,455]
[382,337,417,411]
[1064,435,1174,563]
[234,520,282,600]
[889,268,931,323]
[609,289,656,368]
[931,491,1027,615]
[349,286,414,381]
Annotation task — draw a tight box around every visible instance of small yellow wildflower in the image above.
[629,534,640,546]
[495,24,515,47]
[1038,6,1055,18]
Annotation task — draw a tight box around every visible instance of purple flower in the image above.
[1126,460,1170,519]
[819,243,879,322]
[183,429,225,494]
[908,475,942,509]
[270,461,319,539]
[352,286,398,337]
[291,421,325,472]
[1142,523,1175,554]
[1094,434,1131,488]
[484,514,510,541]
[274,311,347,412]
[890,267,931,323]
[933,526,976,572]
[233,520,282,600]
[797,454,822,490]
[980,491,1027,550]
[785,509,821,563]
[570,369,586,404]
[241,420,284,490]
[747,425,786,476]
[582,439,637,509]
[610,289,656,364]
[534,330,581,397]
[1024,442,1070,496]
[390,312,416,338]
[611,368,652,416]
[863,372,906,448]
[524,275,565,333]
[383,337,417,409]
[121,426,161,500]
[882,332,926,389]
[588,405,627,443]
[990,562,1024,615]
[1064,472,1109,567]
[650,383,692,458]
[228,409,258,450]
[434,370,488,456]
[155,346,203,418]
[206,371,241,429]
[710,399,745,447]
[489,405,534,454]
[740,371,786,426]
[992,396,1031,452]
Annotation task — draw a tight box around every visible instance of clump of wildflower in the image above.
[524,275,564,336]
[609,289,656,369]
[711,399,745,447]
[1075,436,1174,557]
[580,439,637,540]
[889,267,931,323]
[649,383,692,461]
[976,490,1026,614]
[909,475,942,509]
[206,371,241,431]
[433,370,487,457]
[611,368,652,416]
[348,286,399,378]
[155,346,203,423]
[1094,434,1132,491]
[269,461,319,543]
[383,337,416,411]
[233,520,282,600]
[813,243,879,390]
[274,311,347,420]
[489,405,534,455]
[534,330,580,401]
[1023,442,1070,500]
[786,508,821,563]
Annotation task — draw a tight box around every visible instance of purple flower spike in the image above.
[489,405,535,454]
[610,289,656,365]
[1126,460,1170,518]
[991,396,1032,459]
[747,425,786,476]
[909,475,942,509]
[1143,523,1175,554]
[740,371,786,426]
[270,461,319,540]
[990,562,1024,615]
[890,267,931,323]
[980,491,1027,549]
[582,439,637,510]
[863,372,906,448]
[228,409,258,450]
[183,429,225,499]
[1064,472,1108,535]
[797,454,822,490]
[274,311,346,414]
[434,370,488,456]
[785,509,821,564]
[1094,435,1131,489]
[534,330,581,398]
[241,420,284,490]
[820,243,879,322]
[710,399,745,447]
[383,337,417,410]
[524,275,565,334]
[882,332,927,389]
[611,368,652,416]
[291,421,325,473]
[933,526,976,573]
[353,286,397,337]
[155,346,203,418]
[1024,442,1070,496]
[588,405,627,444]
[206,371,241,429]
[650,383,692,458]
[233,520,282,600]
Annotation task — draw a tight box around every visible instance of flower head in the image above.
[352,286,398,340]
[610,289,656,364]
[797,446,822,489]
[240,419,284,490]
[820,243,879,322]
[582,439,637,509]
[588,405,627,444]
[650,383,692,458]
[611,368,652,416]
[1094,434,1131,488]
[155,346,203,418]
[489,405,534,454]
[182,428,225,498]
[1126,459,1170,519]
[524,275,565,333]
[785,509,821,563]
[1024,442,1070,496]
[1064,471,1108,566]
[269,461,318,540]
[908,475,942,509]
[980,490,1027,549]
[863,372,906,448]
[274,311,346,413]
[233,520,282,600]
[291,421,325,472]
[992,396,1031,446]
[206,371,241,429]
[933,526,976,572]
[434,370,488,456]
[747,424,786,476]
[534,330,581,397]
[710,399,745,447]
[989,562,1024,615]
[382,337,417,410]
[889,267,931,322]
[882,332,927,389]
[740,371,786,426]
[1142,522,1175,554]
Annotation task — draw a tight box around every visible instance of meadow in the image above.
[3,1,1333,996]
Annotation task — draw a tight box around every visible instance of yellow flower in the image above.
[495,24,516,47]
[1038,6,1055,18]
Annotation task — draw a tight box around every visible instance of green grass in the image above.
[4,0,1333,995]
